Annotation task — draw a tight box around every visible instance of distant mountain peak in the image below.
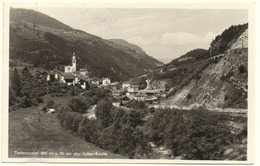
[107,39,146,54]
[107,39,163,67]
[10,8,74,31]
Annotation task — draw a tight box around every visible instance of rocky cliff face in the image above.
[153,26,248,110]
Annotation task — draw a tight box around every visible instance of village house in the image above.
[78,78,89,89]
[127,84,139,93]
[57,52,91,87]
[33,70,43,79]
[145,96,158,104]
[45,70,65,83]
[109,81,120,90]
[79,68,88,76]
[111,89,123,98]
[125,83,139,98]
[46,71,55,82]
[120,96,132,105]
[21,66,30,76]
[40,71,48,80]
[122,81,131,89]
[102,78,111,86]
[134,94,145,101]
[62,74,76,86]
[138,89,165,96]
[19,52,113,90]
[112,99,121,107]
[9,66,26,75]
[9,67,24,80]
[91,79,100,86]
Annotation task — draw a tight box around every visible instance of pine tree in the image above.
[10,68,22,96]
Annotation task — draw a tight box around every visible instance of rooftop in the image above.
[64,74,76,80]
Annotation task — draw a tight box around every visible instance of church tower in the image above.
[72,52,76,72]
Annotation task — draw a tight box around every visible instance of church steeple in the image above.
[72,52,76,71]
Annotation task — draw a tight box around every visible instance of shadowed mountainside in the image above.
[10,8,162,81]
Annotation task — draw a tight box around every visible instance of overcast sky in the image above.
[32,7,247,63]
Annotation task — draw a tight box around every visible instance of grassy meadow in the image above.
[8,95,125,158]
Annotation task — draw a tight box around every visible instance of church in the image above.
[45,52,110,89]
[51,52,89,89]
[65,52,77,73]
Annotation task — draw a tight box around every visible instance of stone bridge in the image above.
[208,54,225,61]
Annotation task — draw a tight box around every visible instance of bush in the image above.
[9,106,17,112]
[223,86,247,108]
[68,97,89,114]
[238,65,247,73]
[10,68,22,96]
[126,109,144,127]
[36,96,43,103]
[149,107,155,113]
[61,89,67,94]
[78,118,102,144]
[147,108,237,160]
[186,94,192,100]
[98,125,119,153]
[221,71,234,82]
[125,100,146,109]
[20,97,32,108]
[32,100,39,106]
[47,100,55,108]
[42,106,47,112]
[209,23,248,56]
[56,100,153,159]
[95,99,113,127]
[196,75,201,80]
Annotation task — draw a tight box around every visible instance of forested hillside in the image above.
[148,23,248,109]
[10,8,162,81]
[107,39,163,68]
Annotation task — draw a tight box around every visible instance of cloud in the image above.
[126,31,216,61]
[127,31,216,47]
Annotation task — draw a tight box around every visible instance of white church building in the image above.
[45,52,111,89]
[65,52,77,73]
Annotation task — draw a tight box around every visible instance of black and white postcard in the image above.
[1,1,255,164]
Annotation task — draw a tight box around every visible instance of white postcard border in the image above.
[1,1,256,164]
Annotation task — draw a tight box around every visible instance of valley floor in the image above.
[8,93,247,160]
[8,95,126,159]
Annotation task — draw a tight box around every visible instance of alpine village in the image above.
[9,8,248,160]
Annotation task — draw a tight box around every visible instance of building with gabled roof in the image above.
[102,78,111,86]
[62,74,76,86]
[79,68,88,76]
[122,81,131,89]
[91,79,100,86]
[65,52,76,74]
[9,66,25,73]
[127,84,139,93]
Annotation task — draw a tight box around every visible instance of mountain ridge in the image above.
[107,39,163,67]
[9,8,162,81]
[10,8,74,31]
[147,23,248,109]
